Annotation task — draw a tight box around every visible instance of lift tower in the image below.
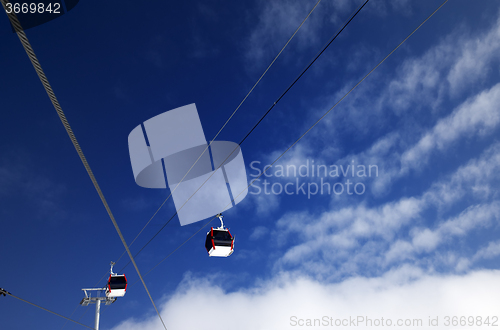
[80,262,127,330]
[80,288,116,330]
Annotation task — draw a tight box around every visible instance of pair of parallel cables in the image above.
[123,0,448,289]
[115,0,370,274]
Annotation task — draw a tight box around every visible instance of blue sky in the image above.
[1,0,500,329]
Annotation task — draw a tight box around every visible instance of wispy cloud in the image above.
[245,0,322,66]
[243,0,367,71]
[253,8,500,201]
[447,17,500,96]
[272,141,500,279]
[381,12,500,113]
[243,0,418,71]
[473,240,500,261]
[386,202,500,266]
[400,83,500,174]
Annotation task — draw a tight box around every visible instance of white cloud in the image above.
[282,9,500,194]
[473,240,500,261]
[258,6,500,155]
[447,17,500,95]
[244,0,355,67]
[385,240,414,264]
[271,61,500,199]
[250,225,269,240]
[438,203,499,237]
[386,202,500,265]
[411,228,440,253]
[272,198,423,279]
[249,191,281,216]
[271,140,500,278]
[382,12,500,114]
[112,268,500,330]
[244,0,422,71]
[338,79,500,198]
[278,197,422,244]
[385,41,451,114]
[455,258,471,273]
[245,0,319,67]
[401,83,500,173]
[422,141,500,207]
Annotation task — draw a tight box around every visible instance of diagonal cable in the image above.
[131,0,449,279]
[119,0,370,273]
[0,2,167,329]
[59,304,80,330]
[113,0,323,266]
[1,288,94,329]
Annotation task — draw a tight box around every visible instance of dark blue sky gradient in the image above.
[1,1,500,329]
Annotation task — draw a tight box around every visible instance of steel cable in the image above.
[0,1,167,329]
[113,0,324,267]
[0,288,94,329]
[119,0,370,273]
[131,0,449,281]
